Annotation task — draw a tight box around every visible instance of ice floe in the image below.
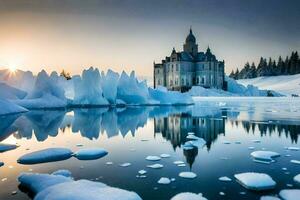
[18,172,142,200]
[179,172,197,179]
[0,143,18,152]
[234,172,276,191]
[146,164,163,169]
[74,148,108,160]
[18,148,73,164]
[160,154,171,158]
[279,189,300,200]
[145,156,161,161]
[290,160,300,165]
[170,192,208,200]
[287,147,300,151]
[174,161,185,165]
[51,170,72,178]
[293,174,300,185]
[138,170,147,175]
[157,177,171,185]
[218,176,232,182]
[119,163,131,167]
[250,151,280,162]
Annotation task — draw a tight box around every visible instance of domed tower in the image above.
[183,28,198,57]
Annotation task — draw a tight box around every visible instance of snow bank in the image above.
[74,148,108,160]
[171,192,208,200]
[234,172,276,191]
[18,148,73,164]
[73,67,108,106]
[18,172,142,200]
[238,74,300,96]
[0,99,28,115]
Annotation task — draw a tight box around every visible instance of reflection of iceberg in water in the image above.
[0,114,20,141]
[72,108,108,139]
[13,111,66,141]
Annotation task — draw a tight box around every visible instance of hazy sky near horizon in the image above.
[0,0,299,76]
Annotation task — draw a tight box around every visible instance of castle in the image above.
[154,28,225,92]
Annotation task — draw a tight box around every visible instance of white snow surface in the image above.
[238,74,300,96]
[74,148,108,160]
[18,148,73,164]
[18,172,142,200]
[234,172,276,191]
[279,189,300,200]
[171,192,208,200]
[250,151,280,162]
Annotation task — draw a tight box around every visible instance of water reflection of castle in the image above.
[154,114,225,150]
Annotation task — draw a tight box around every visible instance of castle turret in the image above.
[183,28,198,57]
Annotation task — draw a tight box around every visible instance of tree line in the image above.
[229,51,300,79]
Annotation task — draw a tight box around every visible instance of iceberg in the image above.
[171,192,208,200]
[293,174,300,185]
[18,148,73,164]
[234,172,276,191]
[157,177,171,184]
[74,148,108,160]
[145,156,161,161]
[100,70,119,104]
[18,172,142,200]
[0,82,27,99]
[72,67,108,106]
[0,99,28,115]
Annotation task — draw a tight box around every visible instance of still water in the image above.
[0,98,300,200]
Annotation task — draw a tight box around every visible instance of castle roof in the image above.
[185,28,196,43]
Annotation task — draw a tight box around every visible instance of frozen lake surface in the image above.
[0,97,300,199]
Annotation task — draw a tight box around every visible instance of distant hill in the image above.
[230,51,300,79]
[237,74,300,96]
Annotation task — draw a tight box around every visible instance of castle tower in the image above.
[183,28,198,57]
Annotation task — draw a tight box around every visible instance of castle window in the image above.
[196,77,199,84]
[201,77,205,84]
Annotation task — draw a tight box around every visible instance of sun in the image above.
[9,65,17,73]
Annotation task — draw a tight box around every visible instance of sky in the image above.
[0,0,299,76]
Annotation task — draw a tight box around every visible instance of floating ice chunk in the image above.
[177,164,186,167]
[74,148,108,160]
[182,142,194,150]
[219,192,225,196]
[160,154,171,158]
[119,163,131,167]
[250,151,280,162]
[147,164,163,169]
[234,172,276,191]
[279,189,300,200]
[186,135,201,140]
[18,172,142,200]
[188,132,195,135]
[174,161,185,165]
[248,147,255,150]
[146,156,161,161]
[235,141,241,144]
[106,162,113,165]
[158,177,171,185]
[18,148,73,164]
[287,147,300,151]
[179,172,197,179]
[52,170,72,178]
[171,178,176,182]
[0,143,18,152]
[291,160,300,165]
[183,138,206,150]
[293,174,300,185]
[260,196,280,200]
[253,159,272,164]
[170,192,208,200]
[218,176,232,182]
[18,173,73,194]
[138,170,147,175]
